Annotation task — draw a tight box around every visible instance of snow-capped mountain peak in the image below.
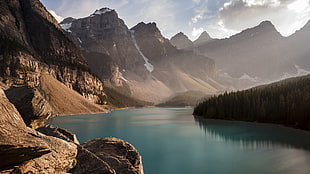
[93,8,113,15]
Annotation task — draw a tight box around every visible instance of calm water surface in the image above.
[47,108,310,174]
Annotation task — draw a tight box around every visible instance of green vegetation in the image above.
[157,90,210,107]
[193,75,310,130]
[72,158,77,168]
[104,82,153,108]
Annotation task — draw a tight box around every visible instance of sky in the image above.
[40,0,310,40]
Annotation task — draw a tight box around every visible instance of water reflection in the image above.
[194,116,310,150]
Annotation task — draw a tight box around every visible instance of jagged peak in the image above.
[258,20,275,28]
[93,7,114,15]
[199,31,212,39]
[194,31,212,44]
[89,7,118,18]
[229,20,281,39]
[131,22,160,34]
[171,32,189,39]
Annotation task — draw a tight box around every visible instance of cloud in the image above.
[208,0,310,38]
[191,27,204,38]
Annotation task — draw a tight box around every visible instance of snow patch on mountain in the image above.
[239,73,260,82]
[130,30,154,72]
[77,37,82,43]
[295,65,310,75]
[92,8,113,16]
[119,72,128,82]
[281,65,310,79]
[60,22,72,32]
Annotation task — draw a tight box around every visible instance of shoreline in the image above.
[193,115,310,132]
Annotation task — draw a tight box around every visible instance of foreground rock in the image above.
[0,89,77,173]
[0,89,144,173]
[83,137,144,174]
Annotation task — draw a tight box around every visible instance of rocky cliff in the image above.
[0,89,144,173]
[0,0,110,124]
[61,11,225,103]
[61,8,149,82]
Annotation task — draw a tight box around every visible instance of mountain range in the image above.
[60,8,226,103]
[170,21,310,89]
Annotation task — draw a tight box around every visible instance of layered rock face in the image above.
[0,0,109,123]
[0,0,107,104]
[62,8,149,82]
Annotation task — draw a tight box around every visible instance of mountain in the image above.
[156,90,210,107]
[0,0,109,127]
[284,21,310,71]
[193,31,213,46]
[170,32,193,50]
[61,9,225,103]
[194,74,310,130]
[194,21,310,88]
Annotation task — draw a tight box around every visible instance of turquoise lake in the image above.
[47,107,310,174]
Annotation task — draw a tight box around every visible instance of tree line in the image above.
[193,75,310,130]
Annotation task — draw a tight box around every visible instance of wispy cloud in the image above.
[191,27,204,38]
[209,0,310,38]
[41,0,310,40]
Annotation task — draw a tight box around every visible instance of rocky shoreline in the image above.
[0,89,144,173]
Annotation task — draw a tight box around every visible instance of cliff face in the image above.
[62,11,223,102]
[0,0,110,124]
[0,0,106,104]
[0,89,77,173]
[62,8,149,82]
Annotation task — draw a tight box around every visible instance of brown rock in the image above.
[70,146,116,174]
[0,89,50,171]
[83,137,144,174]
[0,89,77,173]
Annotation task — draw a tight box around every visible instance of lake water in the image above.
[47,107,310,174]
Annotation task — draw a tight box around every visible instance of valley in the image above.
[0,0,309,173]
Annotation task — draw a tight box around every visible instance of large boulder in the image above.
[83,137,144,174]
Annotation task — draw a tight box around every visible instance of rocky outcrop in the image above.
[0,89,144,173]
[70,146,116,174]
[3,73,108,129]
[0,89,77,173]
[37,125,80,144]
[82,137,144,174]
[0,89,50,171]
[5,86,55,129]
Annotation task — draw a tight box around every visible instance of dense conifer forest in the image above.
[193,75,310,130]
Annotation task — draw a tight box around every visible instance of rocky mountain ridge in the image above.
[0,0,111,126]
[170,20,310,89]
[61,9,225,103]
